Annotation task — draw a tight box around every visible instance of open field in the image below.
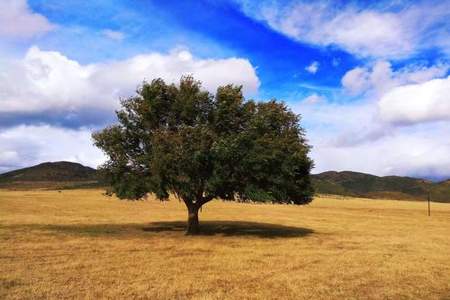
[1,189,450,299]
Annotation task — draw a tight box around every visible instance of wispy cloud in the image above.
[301,93,324,104]
[102,29,125,41]
[236,0,450,59]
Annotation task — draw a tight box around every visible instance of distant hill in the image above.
[312,171,450,203]
[0,161,100,189]
[1,162,449,202]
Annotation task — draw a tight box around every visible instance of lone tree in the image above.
[93,76,314,234]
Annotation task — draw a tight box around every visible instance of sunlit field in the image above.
[1,189,449,299]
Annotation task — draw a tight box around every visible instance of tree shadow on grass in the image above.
[143,221,313,238]
[3,221,313,239]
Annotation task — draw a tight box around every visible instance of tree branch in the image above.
[198,195,214,207]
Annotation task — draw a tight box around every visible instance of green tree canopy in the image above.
[93,76,314,234]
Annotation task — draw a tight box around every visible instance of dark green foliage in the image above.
[93,76,314,233]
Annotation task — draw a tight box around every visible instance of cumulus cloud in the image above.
[341,60,449,126]
[379,76,450,124]
[0,0,55,39]
[310,123,450,179]
[294,99,450,179]
[296,60,450,178]
[342,61,449,96]
[0,125,105,173]
[305,61,319,74]
[0,46,260,172]
[0,46,260,114]
[236,1,450,58]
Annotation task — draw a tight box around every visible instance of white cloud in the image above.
[294,100,379,145]
[0,46,260,173]
[0,0,55,39]
[341,60,450,126]
[296,61,450,178]
[341,67,371,95]
[0,46,260,114]
[379,76,450,124]
[295,99,450,179]
[398,64,450,84]
[237,1,450,59]
[0,125,105,173]
[310,123,450,179]
[102,29,125,41]
[305,61,319,74]
[320,60,449,178]
[342,61,449,96]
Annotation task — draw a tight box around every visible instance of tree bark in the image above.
[186,204,200,235]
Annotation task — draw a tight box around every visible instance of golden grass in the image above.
[1,189,449,299]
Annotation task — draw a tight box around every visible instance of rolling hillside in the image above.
[0,162,448,202]
[312,171,450,202]
[0,161,100,189]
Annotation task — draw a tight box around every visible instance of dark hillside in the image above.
[0,162,100,189]
[312,171,449,203]
[1,162,448,202]
[0,161,97,182]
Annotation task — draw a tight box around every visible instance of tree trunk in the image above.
[186,205,200,235]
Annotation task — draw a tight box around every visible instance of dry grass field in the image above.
[1,189,449,299]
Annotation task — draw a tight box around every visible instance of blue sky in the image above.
[0,0,449,179]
